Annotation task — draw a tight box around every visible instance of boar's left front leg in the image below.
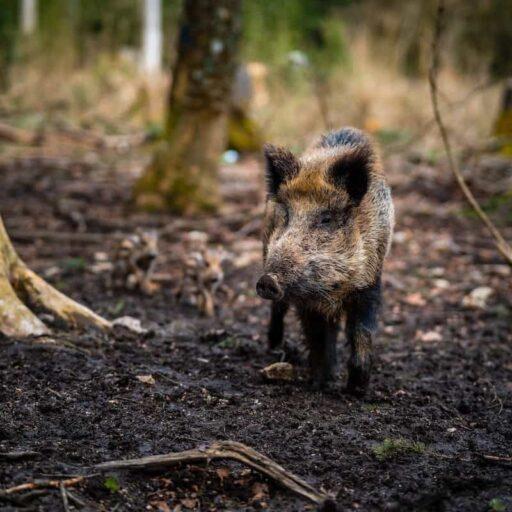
[345,278,381,395]
[268,301,289,349]
[299,308,338,389]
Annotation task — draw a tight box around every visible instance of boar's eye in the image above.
[318,210,334,226]
[320,212,334,226]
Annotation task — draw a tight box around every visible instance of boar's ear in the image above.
[263,143,299,195]
[327,146,372,205]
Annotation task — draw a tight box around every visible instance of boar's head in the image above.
[257,140,379,309]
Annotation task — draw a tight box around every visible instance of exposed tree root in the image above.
[0,215,111,338]
[94,440,336,510]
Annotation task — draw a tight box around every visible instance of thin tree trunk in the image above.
[134,0,241,213]
[21,0,37,35]
[141,0,162,76]
[0,215,111,338]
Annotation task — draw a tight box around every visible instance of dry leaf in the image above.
[260,362,294,382]
[417,330,442,343]
[180,498,197,509]
[404,293,426,307]
[216,467,230,482]
[251,482,269,503]
[136,374,155,385]
[154,501,171,512]
[462,287,493,309]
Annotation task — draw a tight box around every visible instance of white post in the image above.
[21,0,37,35]
[141,0,162,75]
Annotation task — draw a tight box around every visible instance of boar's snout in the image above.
[256,274,284,301]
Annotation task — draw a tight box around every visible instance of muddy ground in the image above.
[0,148,511,512]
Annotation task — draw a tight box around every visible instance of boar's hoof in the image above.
[256,274,284,301]
[346,356,373,396]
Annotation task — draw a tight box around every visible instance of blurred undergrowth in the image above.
[0,0,511,155]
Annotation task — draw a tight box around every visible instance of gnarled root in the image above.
[0,215,111,338]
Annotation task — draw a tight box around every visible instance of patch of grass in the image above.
[461,192,512,223]
[362,403,381,413]
[61,257,87,271]
[489,498,506,512]
[109,299,125,316]
[104,475,120,493]
[217,336,239,349]
[373,438,426,461]
[376,128,411,146]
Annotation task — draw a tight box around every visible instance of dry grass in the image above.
[1,32,502,156]
[257,34,502,154]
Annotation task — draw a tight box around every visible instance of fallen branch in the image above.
[10,230,125,244]
[60,482,71,512]
[0,122,42,145]
[0,476,85,496]
[429,0,512,266]
[0,451,40,461]
[95,440,336,510]
[481,454,512,464]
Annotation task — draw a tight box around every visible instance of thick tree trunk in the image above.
[134,0,241,213]
[0,215,111,338]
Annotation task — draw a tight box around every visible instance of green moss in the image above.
[134,143,219,214]
[489,498,506,512]
[227,109,262,153]
[373,438,426,461]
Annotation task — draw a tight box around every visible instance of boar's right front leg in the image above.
[299,308,338,389]
[268,301,289,349]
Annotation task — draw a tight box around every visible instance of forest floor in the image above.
[0,143,511,512]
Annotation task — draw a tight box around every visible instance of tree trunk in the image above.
[21,0,37,35]
[494,78,512,154]
[134,0,241,213]
[0,215,111,338]
[141,0,162,76]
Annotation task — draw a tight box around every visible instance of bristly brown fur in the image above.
[259,127,394,393]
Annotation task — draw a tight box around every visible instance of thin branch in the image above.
[0,476,85,496]
[94,440,335,510]
[59,482,71,512]
[429,0,512,266]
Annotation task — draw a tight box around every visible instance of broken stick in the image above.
[95,440,336,510]
[0,476,85,496]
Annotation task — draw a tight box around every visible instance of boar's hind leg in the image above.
[345,278,381,395]
[299,308,338,388]
[268,301,289,349]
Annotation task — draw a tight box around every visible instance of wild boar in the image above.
[256,127,394,395]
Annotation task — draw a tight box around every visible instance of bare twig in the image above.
[59,482,71,512]
[0,476,85,496]
[481,454,512,464]
[0,451,40,461]
[95,440,334,509]
[429,0,512,266]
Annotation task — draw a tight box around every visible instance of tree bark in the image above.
[0,215,111,338]
[494,78,512,154]
[134,0,241,213]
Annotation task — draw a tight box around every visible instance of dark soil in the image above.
[0,150,511,512]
